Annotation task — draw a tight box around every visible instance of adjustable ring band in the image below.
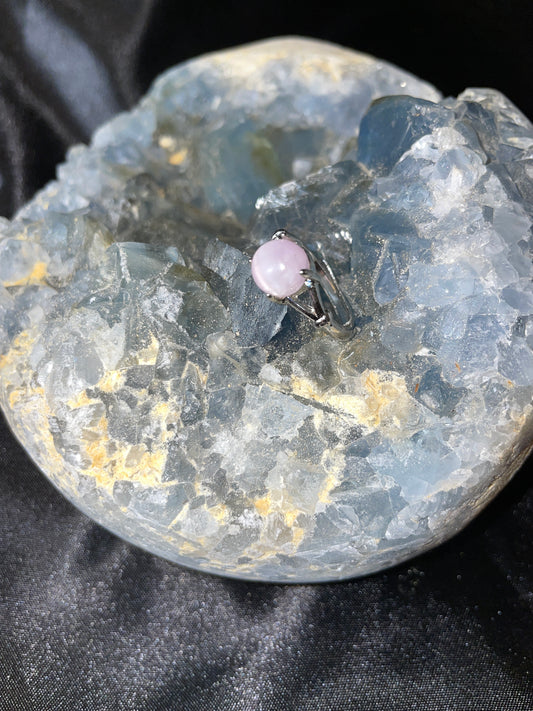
[251,229,356,340]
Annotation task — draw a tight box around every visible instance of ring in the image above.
[251,229,356,340]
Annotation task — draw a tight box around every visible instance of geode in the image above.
[1,37,532,582]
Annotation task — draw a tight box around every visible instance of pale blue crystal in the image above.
[0,38,532,582]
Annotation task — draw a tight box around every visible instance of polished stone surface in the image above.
[251,236,309,298]
[0,38,532,582]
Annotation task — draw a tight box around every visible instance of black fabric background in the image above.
[0,1,532,709]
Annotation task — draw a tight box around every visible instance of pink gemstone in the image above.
[251,237,310,299]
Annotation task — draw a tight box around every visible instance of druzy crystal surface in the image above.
[1,38,532,582]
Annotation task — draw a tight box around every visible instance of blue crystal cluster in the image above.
[0,39,532,581]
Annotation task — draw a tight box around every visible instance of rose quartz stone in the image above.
[251,237,310,299]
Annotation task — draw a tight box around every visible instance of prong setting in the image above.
[251,229,356,340]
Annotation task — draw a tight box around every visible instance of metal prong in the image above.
[285,296,319,321]
[267,229,357,340]
[266,293,286,305]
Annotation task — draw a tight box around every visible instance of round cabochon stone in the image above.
[251,236,310,298]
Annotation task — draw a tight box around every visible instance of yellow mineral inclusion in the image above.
[75,382,177,491]
[0,329,38,372]
[254,494,271,516]
[83,416,110,471]
[251,489,307,557]
[158,135,176,150]
[4,387,64,477]
[157,134,187,165]
[179,540,199,555]
[243,367,418,560]
[7,388,22,409]
[291,368,415,436]
[208,503,228,524]
[137,335,160,365]
[320,443,346,476]
[0,330,66,478]
[151,400,177,440]
[168,148,188,165]
[317,471,340,505]
[67,389,96,410]
[248,394,352,559]
[95,369,124,393]
[284,509,299,527]
[152,401,169,418]
[82,413,167,491]
[254,491,291,522]
[292,527,305,547]
[2,325,173,493]
[2,261,48,288]
[62,364,175,492]
[251,453,341,559]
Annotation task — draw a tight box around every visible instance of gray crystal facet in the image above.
[1,38,532,582]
